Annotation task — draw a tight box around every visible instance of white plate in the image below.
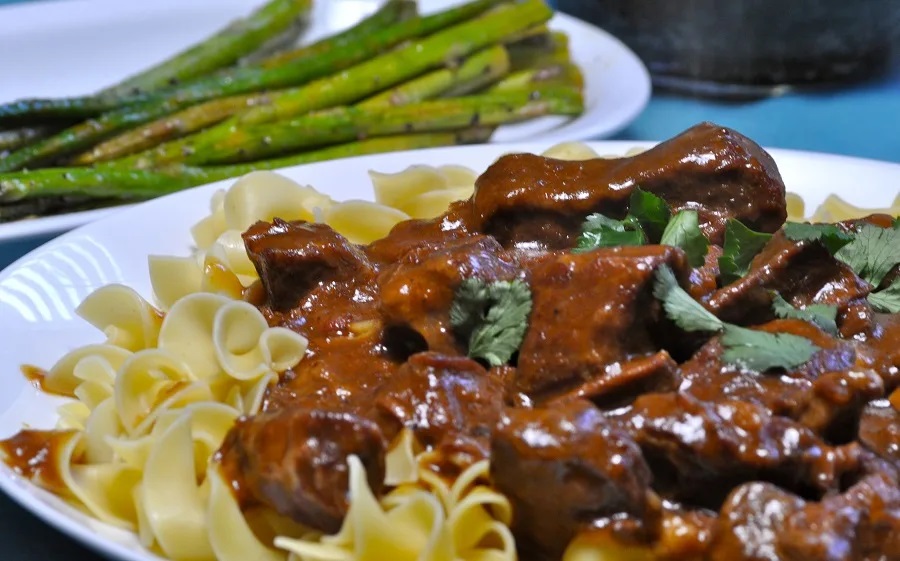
[0,140,899,561]
[0,0,651,243]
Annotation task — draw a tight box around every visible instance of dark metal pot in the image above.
[556,0,900,98]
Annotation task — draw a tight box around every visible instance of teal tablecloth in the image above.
[1,0,900,559]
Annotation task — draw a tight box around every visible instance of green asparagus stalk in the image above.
[236,0,553,126]
[0,126,60,152]
[0,99,190,172]
[0,0,503,126]
[508,31,570,71]
[0,131,491,205]
[359,45,511,108]
[489,62,584,92]
[257,0,417,68]
[102,0,314,96]
[76,42,511,164]
[153,86,583,167]
[0,0,314,127]
[0,0,514,170]
[119,0,553,168]
[69,92,274,164]
[0,196,122,222]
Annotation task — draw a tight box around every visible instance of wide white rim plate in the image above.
[0,0,651,243]
[1,140,899,560]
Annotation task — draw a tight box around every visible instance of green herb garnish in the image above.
[718,219,773,284]
[785,220,900,313]
[660,210,709,267]
[449,278,532,367]
[782,222,854,254]
[574,213,646,252]
[868,278,900,313]
[771,293,839,335]
[653,266,820,372]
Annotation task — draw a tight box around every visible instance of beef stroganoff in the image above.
[3,123,900,561]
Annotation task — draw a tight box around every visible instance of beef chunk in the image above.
[706,230,869,326]
[710,471,900,561]
[219,407,385,533]
[491,399,658,560]
[550,350,679,410]
[243,219,374,313]
[680,319,889,438]
[378,235,520,354]
[621,391,860,508]
[374,352,505,467]
[516,245,689,398]
[708,482,806,561]
[364,201,474,265]
[468,122,786,250]
[859,398,900,466]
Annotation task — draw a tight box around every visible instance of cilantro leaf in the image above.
[628,188,670,242]
[868,278,900,313]
[449,278,532,367]
[834,223,900,288]
[720,325,820,372]
[660,210,709,267]
[719,219,773,284]
[653,266,821,372]
[771,293,838,335]
[573,213,645,253]
[783,222,854,254]
[653,266,724,332]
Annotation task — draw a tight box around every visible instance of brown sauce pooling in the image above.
[0,430,76,496]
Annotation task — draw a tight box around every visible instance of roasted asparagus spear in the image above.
[0,131,491,206]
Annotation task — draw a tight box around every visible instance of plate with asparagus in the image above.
[0,0,650,241]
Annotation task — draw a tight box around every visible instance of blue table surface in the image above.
[1,0,900,559]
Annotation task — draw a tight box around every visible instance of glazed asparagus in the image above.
[114,0,552,169]
[0,131,490,206]
[0,0,314,126]
[0,0,503,126]
[75,43,511,164]
[0,0,515,171]
[134,86,583,168]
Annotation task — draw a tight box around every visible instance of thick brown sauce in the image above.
[20,365,62,395]
[0,430,75,496]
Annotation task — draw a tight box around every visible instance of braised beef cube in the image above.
[706,231,869,326]
[778,472,900,561]
[243,219,374,313]
[708,482,806,561]
[622,391,858,508]
[219,407,386,533]
[491,399,658,560]
[550,350,679,410]
[516,245,689,398]
[378,235,520,354]
[364,201,473,265]
[680,319,890,437]
[374,352,505,467]
[688,244,723,301]
[859,399,900,466]
[469,122,786,249]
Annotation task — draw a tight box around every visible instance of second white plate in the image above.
[0,0,651,243]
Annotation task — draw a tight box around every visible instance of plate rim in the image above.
[2,140,900,561]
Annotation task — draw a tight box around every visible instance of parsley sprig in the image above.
[784,221,900,312]
[449,278,532,367]
[653,267,820,372]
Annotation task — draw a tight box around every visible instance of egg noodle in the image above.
[10,142,900,561]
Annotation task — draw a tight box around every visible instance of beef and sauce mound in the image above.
[15,122,900,560]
